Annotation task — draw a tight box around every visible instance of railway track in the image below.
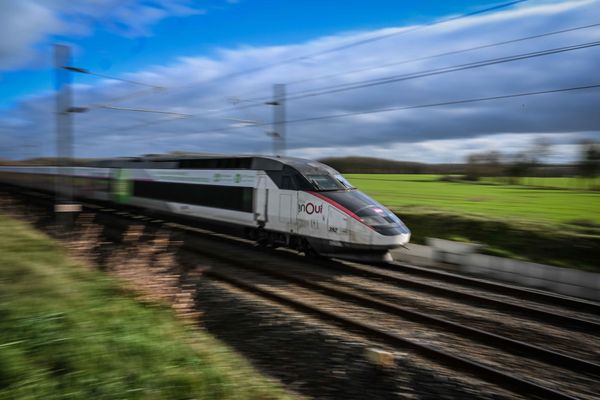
[214,261,600,374]
[5,186,600,337]
[314,258,600,334]
[199,266,595,400]
[104,210,599,359]
[112,209,600,329]
[5,186,600,334]
[2,187,599,399]
[87,211,600,399]
[388,261,600,315]
[170,221,600,335]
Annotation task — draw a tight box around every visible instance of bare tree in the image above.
[464,151,502,180]
[505,151,534,184]
[530,137,553,167]
[503,138,554,184]
[577,140,600,178]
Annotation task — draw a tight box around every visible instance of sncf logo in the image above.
[298,202,323,215]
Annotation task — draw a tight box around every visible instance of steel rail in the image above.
[183,243,600,377]
[386,261,600,316]
[203,268,581,400]
[317,259,600,334]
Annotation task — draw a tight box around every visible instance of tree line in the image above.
[319,141,599,179]
[464,140,600,181]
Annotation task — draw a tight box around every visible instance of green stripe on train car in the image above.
[112,169,132,203]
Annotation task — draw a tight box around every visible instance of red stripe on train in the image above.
[307,191,373,230]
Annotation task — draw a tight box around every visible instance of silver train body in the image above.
[0,155,410,261]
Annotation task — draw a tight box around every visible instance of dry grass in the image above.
[0,193,201,321]
[104,226,200,321]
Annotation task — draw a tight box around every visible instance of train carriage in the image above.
[0,154,410,262]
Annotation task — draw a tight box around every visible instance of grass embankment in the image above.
[0,214,295,400]
[346,174,600,271]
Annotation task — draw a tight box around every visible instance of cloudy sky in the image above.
[1,0,600,163]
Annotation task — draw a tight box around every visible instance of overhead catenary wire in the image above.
[78,0,528,132]
[63,65,168,115]
[152,0,528,95]
[243,0,529,70]
[59,0,533,124]
[279,39,600,101]
[92,105,191,117]
[179,31,600,119]
[137,37,600,125]
[226,22,600,105]
[285,22,600,86]
[89,1,528,128]
[90,14,600,136]
[63,66,184,119]
[104,96,272,135]
[99,87,166,105]
[64,66,163,90]
[282,84,600,124]
[165,83,600,136]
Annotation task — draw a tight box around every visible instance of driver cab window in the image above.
[281,175,294,190]
[306,174,344,191]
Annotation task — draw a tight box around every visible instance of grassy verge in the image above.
[344,174,600,272]
[0,214,296,400]
[398,208,600,272]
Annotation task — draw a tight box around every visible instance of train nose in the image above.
[359,207,410,238]
[397,232,411,245]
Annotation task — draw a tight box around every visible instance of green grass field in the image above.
[345,174,600,270]
[481,177,600,192]
[482,176,600,191]
[0,214,295,400]
[346,174,600,225]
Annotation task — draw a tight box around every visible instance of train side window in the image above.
[281,175,295,190]
[133,181,253,212]
[292,173,312,190]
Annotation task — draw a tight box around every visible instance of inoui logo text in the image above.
[298,202,323,215]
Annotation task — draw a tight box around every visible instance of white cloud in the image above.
[1,0,600,162]
[0,1,61,69]
[0,0,205,70]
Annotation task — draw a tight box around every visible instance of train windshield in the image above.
[306,174,355,191]
[320,190,410,236]
[335,174,354,189]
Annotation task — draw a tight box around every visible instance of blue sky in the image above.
[1,0,600,162]
[0,0,504,108]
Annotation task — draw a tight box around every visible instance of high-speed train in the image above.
[0,155,410,261]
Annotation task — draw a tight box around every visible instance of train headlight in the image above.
[357,206,410,236]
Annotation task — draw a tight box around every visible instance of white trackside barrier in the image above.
[393,239,600,301]
[426,238,484,265]
[461,253,600,301]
